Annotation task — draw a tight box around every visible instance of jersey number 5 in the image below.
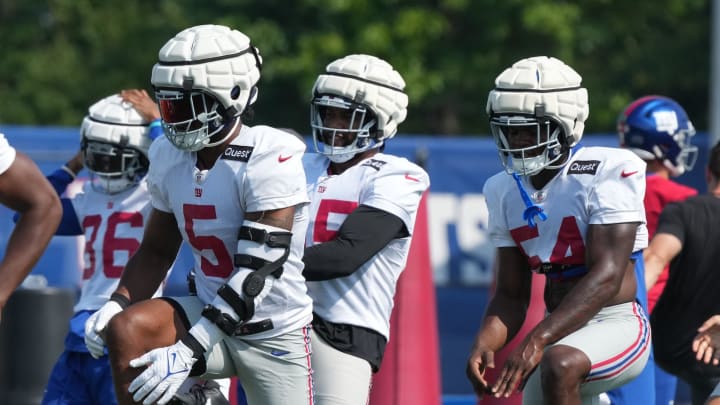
[183,204,233,278]
[313,199,358,243]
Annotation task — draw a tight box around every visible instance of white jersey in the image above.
[484,146,648,270]
[304,152,430,340]
[147,125,312,339]
[0,133,17,175]
[72,180,157,312]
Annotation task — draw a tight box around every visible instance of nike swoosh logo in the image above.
[270,349,290,356]
[165,351,188,376]
[278,155,293,163]
[405,173,420,182]
[620,170,638,178]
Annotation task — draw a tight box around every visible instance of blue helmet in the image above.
[617,95,697,176]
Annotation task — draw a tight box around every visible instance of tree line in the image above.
[0,0,710,136]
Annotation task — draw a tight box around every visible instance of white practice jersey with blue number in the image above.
[484,146,648,270]
[72,180,157,312]
[304,152,430,340]
[148,125,312,339]
[0,133,17,175]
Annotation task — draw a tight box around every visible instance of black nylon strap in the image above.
[200,304,274,337]
[233,254,268,270]
[200,305,237,336]
[217,285,251,321]
[180,332,208,377]
[180,333,206,359]
[109,292,130,309]
[233,226,292,288]
[237,226,292,248]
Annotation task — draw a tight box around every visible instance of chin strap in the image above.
[512,172,547,228]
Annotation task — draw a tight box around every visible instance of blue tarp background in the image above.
[0,126,710,396]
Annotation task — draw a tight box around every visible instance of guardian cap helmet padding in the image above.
[311,54,408,163]
[151,24,262,152]
[80,94,152,194]
[486,56,589,175]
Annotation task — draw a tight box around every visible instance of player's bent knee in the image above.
[540,345,591,388]
[106,299,179,352]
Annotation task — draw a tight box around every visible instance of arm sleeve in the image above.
[148,119,163,141]
[13,168,82,235]
[303,205,407,281]
[654,202,686,244]
[54,198,82,235]
[46,168,75,196]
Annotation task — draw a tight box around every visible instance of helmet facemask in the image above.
[82,139,149,194]
[490,113,566,176]
[671,127,699,175]
[155,89,238,152]
[311,95,379,163]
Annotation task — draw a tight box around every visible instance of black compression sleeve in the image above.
[303,205,408,281]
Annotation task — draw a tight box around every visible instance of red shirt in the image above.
[645,175,697,312]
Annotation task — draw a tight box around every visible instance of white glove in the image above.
[84,301,124,359]
[128,340,197,405]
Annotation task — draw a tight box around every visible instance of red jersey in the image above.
[645,175,697,312]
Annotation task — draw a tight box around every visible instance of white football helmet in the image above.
[151,24,262,152]
[81,94,152,194]
[310,54,408,163]
[486,56,589,175]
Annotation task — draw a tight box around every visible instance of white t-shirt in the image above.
[147,125,312,339]
[72,180,160,311]
[484,146,648,270]
[304,152,430,339]
[0,133,17,175]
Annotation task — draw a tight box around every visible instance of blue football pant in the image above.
[42,350,117,405]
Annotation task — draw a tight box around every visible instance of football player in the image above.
[605,96,698,405]
[302,54,430,405]
[466,56,651,404]
[40,92,230,405]
[87,25,314,405]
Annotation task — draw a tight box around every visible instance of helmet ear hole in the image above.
[231,86,241,100]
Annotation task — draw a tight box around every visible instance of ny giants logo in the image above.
[567,160,601,175]
[220,145,254,162]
